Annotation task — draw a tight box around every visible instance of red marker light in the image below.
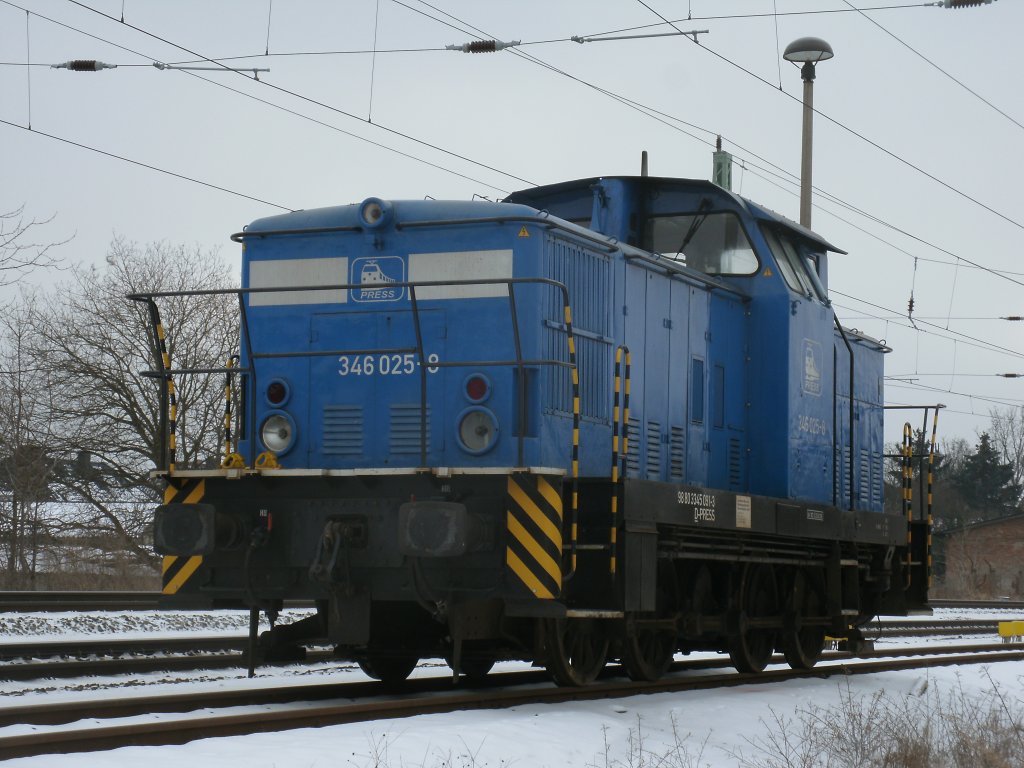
[466,375,489,402]
[267,381,287,404]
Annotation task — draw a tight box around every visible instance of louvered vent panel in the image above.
[323,405,363,456]
[625,418,642,478]
[390,404,431,454]
[544,236,611,421]
[646,420,662,480]
[669,426,686,481]
[841,447,852,506]
[860,449,871,509]
[728,438,742,489]
[873,455,884,509]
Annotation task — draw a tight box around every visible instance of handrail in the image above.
[130,276,579,476]
[834,317,856,510]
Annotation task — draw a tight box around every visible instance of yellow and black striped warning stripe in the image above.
[154,319,177,472]
[161,478,205,595]
[505,474,563,600]
[901,422,913,588]
[610,345,631,577]
[925,408,940,588]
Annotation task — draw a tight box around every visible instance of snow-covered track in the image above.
[1,643,1022,760]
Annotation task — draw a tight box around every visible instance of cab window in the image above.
[644,212,758,276]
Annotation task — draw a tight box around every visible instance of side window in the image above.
[690,358,705,424]
[713,364,725,429]
[762,228,827,302]
[762,228,803,293]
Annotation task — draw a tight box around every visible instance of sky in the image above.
[2,0,1023,447]
[1,607,1023,767]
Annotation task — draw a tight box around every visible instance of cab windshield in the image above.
[644,212,758,276]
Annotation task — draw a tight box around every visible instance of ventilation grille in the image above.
[840,447,852,505]
[646,420,662,480]
[872,454,884,509]
[728,438,742,490]
[860,449,871,509]
[625,418,641,478]
[544,236,611,421]
[390,404,431,454]
[669,426,686,481]
[323,405,363,456]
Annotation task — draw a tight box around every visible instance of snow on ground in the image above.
[1,608,1023,768]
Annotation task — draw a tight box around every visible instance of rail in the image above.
[2,643,1022,758]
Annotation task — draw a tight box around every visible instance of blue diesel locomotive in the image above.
[141,174,930,685]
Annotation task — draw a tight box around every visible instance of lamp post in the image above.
[783,37,834,229]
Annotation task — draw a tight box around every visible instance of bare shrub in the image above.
[589,714,711,768]
[734,676,1024,768]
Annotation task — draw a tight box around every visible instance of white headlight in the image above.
[458,409,497,454]
[261,414,294,453]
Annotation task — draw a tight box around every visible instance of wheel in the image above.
[727,563,778,673]
[357,654,419,685]
[622,564,678,682]
[544,617,608,686]
[622,622,676,682]
[459,655,495,681]
[446,646,496,682]
[780,568,826,670]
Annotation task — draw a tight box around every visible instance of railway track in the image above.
[2,591,1022,613]
[1,618,1017,682]
[1,643,1022,760]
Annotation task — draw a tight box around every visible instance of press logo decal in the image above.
[802,338,822,396]
[350,256,405,302]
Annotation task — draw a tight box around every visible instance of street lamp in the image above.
[783,37,834,229]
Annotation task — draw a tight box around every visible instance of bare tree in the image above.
[0,295,61,587]
[28,238,238,570]
[0,207,65,287]
[988,405,1024,492]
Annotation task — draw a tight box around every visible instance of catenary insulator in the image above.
[52,60,117,71]
[445,40,521,53]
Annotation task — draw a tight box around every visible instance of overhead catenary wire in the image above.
[830,295,1024,362]
[631,0,1024,234]
[839,0,1023,132]
[0,117,294,211]
[0,0,514,194]
[887,381,1024,410]
[60,0,538,189]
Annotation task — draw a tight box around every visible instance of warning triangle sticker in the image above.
[763,267,773,277]
[518,226,530,238]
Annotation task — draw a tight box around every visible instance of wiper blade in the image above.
[674,198,712,258]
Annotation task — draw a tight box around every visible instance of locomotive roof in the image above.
[240,176,845,256]
[243,198,539,235]
[505,175,847,255]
